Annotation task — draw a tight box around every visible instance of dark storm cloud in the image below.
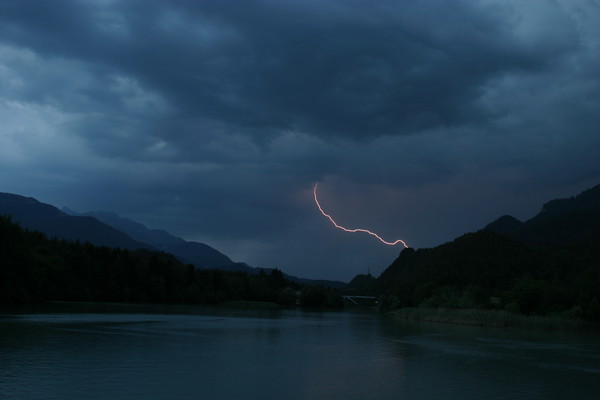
[1,0,600,280]
[0,0,577,143]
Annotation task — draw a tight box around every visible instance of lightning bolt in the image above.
[313,183,409,248]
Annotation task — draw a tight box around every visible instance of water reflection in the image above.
[1,303,598,400]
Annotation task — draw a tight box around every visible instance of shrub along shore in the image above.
[389,307,600,332]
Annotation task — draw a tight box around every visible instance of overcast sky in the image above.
[1,0,599,281]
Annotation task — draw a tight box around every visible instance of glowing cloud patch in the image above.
[313,183,409,248]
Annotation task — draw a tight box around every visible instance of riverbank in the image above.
[389,307,600,332]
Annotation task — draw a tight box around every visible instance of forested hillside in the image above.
[0,192,149,250]
[63,209,236,269]
[377,232,600,321]
[485,183,600,246]
[374,185,600,322]
[0,216,341,307]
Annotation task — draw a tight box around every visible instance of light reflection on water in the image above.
[1,303,599,400]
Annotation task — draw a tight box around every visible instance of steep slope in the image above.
[1,192,345,286]
[64,209,234,269]
[0,193,148,250]
[484,215,523,235]
[62,209,185,249]
[535,183,600,218]
[377,231,538,302]
[66,209,346,286]
[0,215,305,306]
[485,183,600,245]
[374,183,600,319]
[377,230,600,317]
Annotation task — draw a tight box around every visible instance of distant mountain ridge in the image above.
[485,183,600,245]
[537,184,600,218]
[0,192,235,270]
[0,192,149,250]
[62,209,235,269]
[64,209,346,287]
[0,191,346,287]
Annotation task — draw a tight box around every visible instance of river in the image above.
[1,302,598,399]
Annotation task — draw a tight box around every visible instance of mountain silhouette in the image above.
[0,192,236,269]
[64,209,346,286]
[62,209,235,269]
[374,183,600,320]
[0,191,345,287]
[0,192,148,250]
[485,183,600,245]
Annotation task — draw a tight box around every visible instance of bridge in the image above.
[342,295,377,307]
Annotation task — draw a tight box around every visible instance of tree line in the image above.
[0,215,342,308]
[374,230,600,321]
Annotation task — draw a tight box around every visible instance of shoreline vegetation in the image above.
[3,196,599,325]
[389,307,600,332]
[0,215,345,309]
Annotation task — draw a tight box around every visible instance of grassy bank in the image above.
[390,307,600,332]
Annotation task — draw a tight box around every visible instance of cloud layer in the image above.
[1,0,599,280]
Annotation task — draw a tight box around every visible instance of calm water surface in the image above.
[1,303,599,399]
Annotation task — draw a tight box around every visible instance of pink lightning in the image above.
[313,183,409,248]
